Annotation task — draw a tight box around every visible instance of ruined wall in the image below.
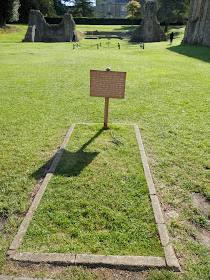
[23,10,78,42]
[183,0,210,47]
[131,0,166,42]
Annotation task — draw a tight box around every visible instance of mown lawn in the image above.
[19,124,164,256]
[75,24,138,32]
[0,24,209,279]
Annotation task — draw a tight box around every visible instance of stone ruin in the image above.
[23,10,78,42]
[183,0,210,47]
[131,0,166,42]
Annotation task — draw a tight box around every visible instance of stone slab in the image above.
[75,254,166,270]
[157,223,170,247]
[9,253,166,270]
[134,125,156,195]
[150,194,165,224]
[10,252,76,266]
[164,245,181,272]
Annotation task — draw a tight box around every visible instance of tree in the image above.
[18,0,67,23]
[157,0,190,32]
[53,0,67,16]
[126,0,141,26]
[0,0,20,27]
[64,0,94,17]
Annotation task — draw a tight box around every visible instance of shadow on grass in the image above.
[54,149,99,177]
[32,128,103,179]
[167,43,210,63]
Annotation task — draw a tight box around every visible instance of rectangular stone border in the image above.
[7,123,180,272]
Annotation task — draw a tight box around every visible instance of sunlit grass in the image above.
[0,24,209,279]
[19,124,164,256]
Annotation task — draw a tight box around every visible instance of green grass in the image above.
[0,24,27,42]
[0,24,210,279]
[19,124,163,256]
[76,24,138,32]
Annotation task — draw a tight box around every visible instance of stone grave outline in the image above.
[7,123,180,272]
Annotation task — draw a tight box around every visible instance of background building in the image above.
[96,0,130,18]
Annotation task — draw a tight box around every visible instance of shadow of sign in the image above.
[167,44,210,63]
[31,128,103,180]
[54,149,99,177]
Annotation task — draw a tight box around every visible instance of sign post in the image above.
[104,97,109,130]
[90,68,126,130]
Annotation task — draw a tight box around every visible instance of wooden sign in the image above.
[90,69,126,130]
[90,70,126,99]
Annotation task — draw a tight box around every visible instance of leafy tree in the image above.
[19,0,67,23]
[64,0,94,17]
[53,0,67,15]
[157,0,190,32]
[0,0,20,27]
[126,0,141,26]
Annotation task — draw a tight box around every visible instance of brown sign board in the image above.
[90,70,126,99]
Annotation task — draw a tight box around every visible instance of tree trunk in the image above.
[164,23,169,32]
[0,9,7,28]
[0,19,7,28]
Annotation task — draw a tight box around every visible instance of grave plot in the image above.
[17,124,164,257]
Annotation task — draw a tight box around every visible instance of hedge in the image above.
[44,17,142,25]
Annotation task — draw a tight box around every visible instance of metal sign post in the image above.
[90,68,126,130]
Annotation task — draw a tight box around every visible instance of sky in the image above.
[62,0,96,6]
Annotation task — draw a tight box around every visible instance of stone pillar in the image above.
[183,0,210,47]
[131,0,166,42]
[63,14,77,42]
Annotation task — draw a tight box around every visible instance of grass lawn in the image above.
[19,124,163,256]
[0,24,209,279]
[75,24,138,32]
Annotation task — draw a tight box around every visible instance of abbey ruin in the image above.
[131,0,166,42]
[183,0,210,47]
[23,10,78,43]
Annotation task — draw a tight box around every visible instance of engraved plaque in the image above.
[90,70,126,99]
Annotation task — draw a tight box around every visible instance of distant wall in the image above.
[183,0,210,47]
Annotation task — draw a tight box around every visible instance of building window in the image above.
[121,5,125,12]
[108,4,111,12]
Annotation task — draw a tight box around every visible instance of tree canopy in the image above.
[157,0,190,31]
[18,0,67,23]
[0,0,20,27]
[126,0,141,26]
[64,0,94,17]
